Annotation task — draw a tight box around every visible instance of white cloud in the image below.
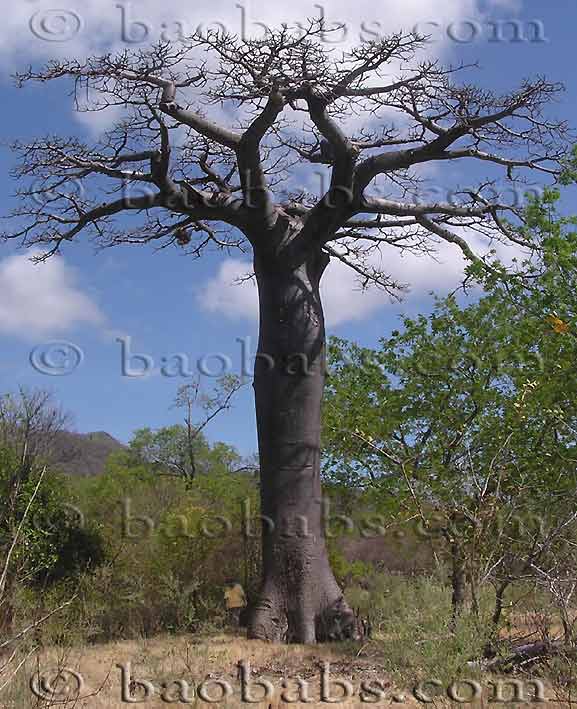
[1,0,516,79]
[197,245,465,328]
[198,259,259,322]
[1,0,524,134]
[197,225,529,328]
[73,100,124,139]
[0,251,104,340]
[3,0,491,60]
[320,259,390,327]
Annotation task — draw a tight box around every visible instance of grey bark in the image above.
[247,232,358,643]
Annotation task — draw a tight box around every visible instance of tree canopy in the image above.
[5,24,572,292]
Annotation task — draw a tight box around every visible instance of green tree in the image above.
[0,388,105,649]
[323,191,577,629]
[119,376,248,487]
[68,418,260,639]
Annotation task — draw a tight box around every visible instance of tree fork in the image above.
[6,23,570,644]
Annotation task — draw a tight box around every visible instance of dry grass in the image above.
[1,631,574,708]
[3,633,403,708]
[2,576,576,707]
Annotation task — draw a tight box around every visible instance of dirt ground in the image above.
[3,631,574,708]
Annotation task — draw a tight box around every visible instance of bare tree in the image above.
[134,375,245,483]
[3,22,571,642]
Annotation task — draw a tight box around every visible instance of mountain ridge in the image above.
[51,429,125,476]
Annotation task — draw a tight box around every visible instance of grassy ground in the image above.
[3,633,408,708]
[0,631,566,708]
[1,574,576,707]
[3,629,576,708]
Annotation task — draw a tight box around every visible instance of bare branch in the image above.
[6,27,571,288]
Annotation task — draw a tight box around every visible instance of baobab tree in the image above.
[4,22,571,643]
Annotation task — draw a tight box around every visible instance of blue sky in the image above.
[0,0,575,458]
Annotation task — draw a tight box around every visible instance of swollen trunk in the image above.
[247,246,357,643]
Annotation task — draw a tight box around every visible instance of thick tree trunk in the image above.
[247,242,358,643]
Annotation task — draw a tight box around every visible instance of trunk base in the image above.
[247,580,360,644]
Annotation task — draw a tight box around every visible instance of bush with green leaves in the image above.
[323,188,577,633]
[52,425,260,642]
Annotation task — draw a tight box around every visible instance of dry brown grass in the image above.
[2,631,574,708]
[3,633,403,708]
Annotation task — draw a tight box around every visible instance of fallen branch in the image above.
[485,640,577,672]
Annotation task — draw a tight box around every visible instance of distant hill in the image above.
[51,430,125,476]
